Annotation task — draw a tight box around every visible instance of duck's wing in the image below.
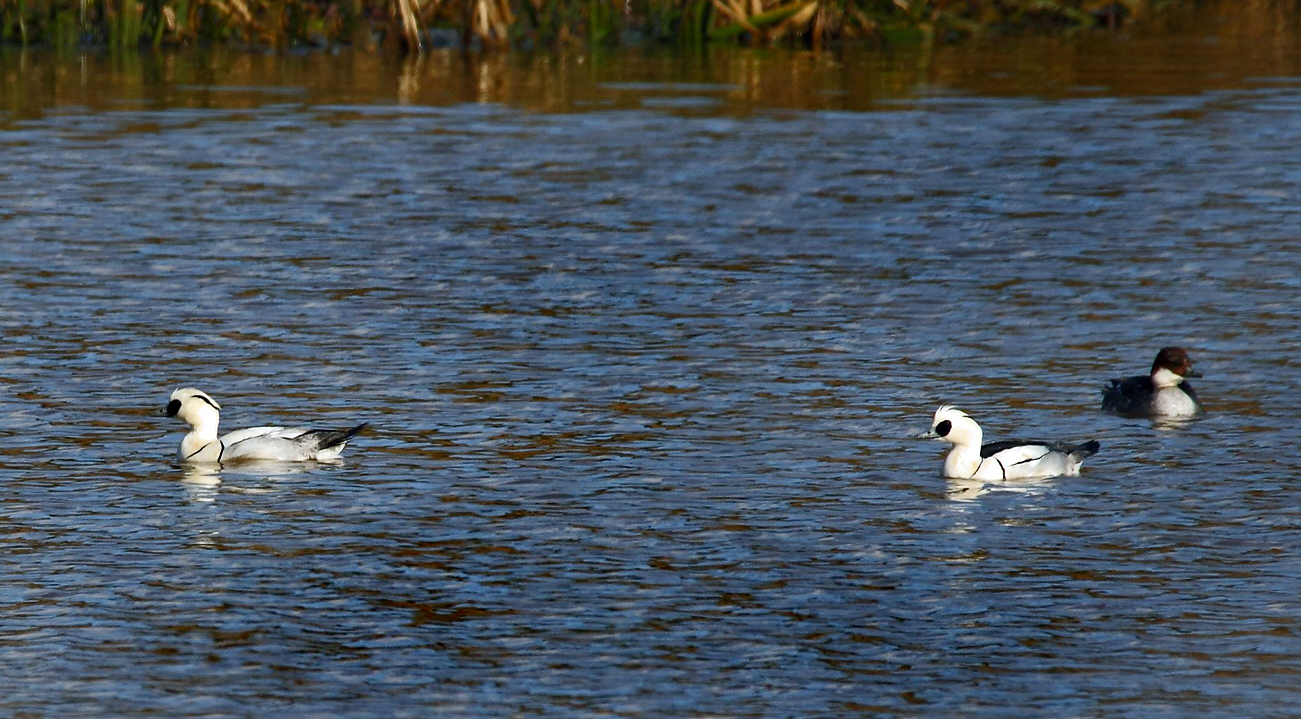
[979,438,1099,480]
[980,439,1051,461]
[220,425,304,445]
[1101,374,1153,415]
[219,423,368,462]
[220,426,314,461]
[972,441,1057,480]
[983,438,1098,462]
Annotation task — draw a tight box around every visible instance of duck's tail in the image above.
[1069,440,1101,460]
[306,422,369,451]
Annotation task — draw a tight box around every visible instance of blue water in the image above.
[1,41,1300,717]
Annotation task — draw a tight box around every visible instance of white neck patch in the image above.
[1151,367,1185,388]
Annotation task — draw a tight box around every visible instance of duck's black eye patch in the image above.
[935,420,952,437]
[165,399,181,417]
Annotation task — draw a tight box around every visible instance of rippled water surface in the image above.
[3,32,1301,717]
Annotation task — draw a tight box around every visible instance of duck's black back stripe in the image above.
[1012,451,1050,466]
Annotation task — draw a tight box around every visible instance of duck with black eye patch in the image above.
[164,387,367,463]
[917,405,1099,480]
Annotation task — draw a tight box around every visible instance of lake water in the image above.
[3,25,1301,718]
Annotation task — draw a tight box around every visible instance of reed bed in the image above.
[0,0,1286,51]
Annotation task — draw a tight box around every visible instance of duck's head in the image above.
[916,404,982,446]
[1151,346,1199,387]
[165,387,222,427]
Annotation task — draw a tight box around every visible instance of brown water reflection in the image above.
[4,17,1301,119]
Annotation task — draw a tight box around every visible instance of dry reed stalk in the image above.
[209,0,254,26]
[711,0,761,34]
[471,0,512,44]
[396,0,424,49]
[783,0,816,36]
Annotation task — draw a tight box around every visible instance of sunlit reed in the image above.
[0,0,1278,50]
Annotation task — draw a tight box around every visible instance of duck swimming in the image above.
[1101,347,1203,418]
[165,387,366,463]
[918,405,1099,480]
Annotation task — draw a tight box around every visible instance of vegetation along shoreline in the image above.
[0,0,1278,54]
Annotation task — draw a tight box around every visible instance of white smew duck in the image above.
[918,405,1099,480]
[165,387,366,463]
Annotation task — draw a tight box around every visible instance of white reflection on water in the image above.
[178,460,324,506]
[945,476,1056,502]
[180,464,223,501]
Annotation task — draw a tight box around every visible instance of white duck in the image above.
[165,387,366,463]
[917,405,1099,480]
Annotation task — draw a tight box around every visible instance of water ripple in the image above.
[1,47,1301,718]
